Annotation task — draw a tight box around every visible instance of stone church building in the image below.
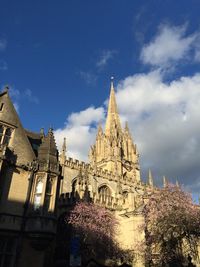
[0,81,178,267]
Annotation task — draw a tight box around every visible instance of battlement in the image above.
[64,157,137,187]
[58,191,124,211]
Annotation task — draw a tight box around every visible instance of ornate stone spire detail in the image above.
[38,128,59,172]
[89,78,141,183]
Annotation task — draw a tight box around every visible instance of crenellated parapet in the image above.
[63,157,141,187]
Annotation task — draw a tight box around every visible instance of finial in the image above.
[97,123,103,135]
[176,179,179,187]
[110,76,114,89]
[125,121,129,131]
[163,176,168,187]
[40,127,44,136]
[48,126,53,134]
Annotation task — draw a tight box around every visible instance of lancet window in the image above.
[33,179,43,210]
[44,178,53,212]
[0,124,13,146]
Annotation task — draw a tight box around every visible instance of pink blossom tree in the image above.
[66,201,128,263]
[143,184,200,266]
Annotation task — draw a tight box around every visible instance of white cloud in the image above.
[79,71,97,85]
[115,71,200,192]
[54,107,105,160]
[24,89,39,104]
[0,39,7,51]
[140,24,198,68]
[96,49,117,69]
[0,60,8,70]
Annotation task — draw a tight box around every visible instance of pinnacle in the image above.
[105,78,122,135]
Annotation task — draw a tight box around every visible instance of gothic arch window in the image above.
[0,124,13,146]
[3,128,12,145]
[33,179,43,210]
[98,185,111,204]
[44,178,53,212]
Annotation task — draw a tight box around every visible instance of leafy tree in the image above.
[66,201,129,263]
[143,184,200,266]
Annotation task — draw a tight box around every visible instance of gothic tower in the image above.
[89,78,140,182]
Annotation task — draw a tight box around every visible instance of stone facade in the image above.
[1,80,196,267]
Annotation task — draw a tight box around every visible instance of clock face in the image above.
[123,160,133,171]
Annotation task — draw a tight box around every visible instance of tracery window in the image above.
[33,179,43,210]
[98,185,111,204]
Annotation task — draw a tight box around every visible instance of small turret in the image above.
[38,128,59,173]
[148,169,154,187]
[97,124,103,137]
[60,137,67,164]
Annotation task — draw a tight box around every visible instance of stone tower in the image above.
[89,78,140,182]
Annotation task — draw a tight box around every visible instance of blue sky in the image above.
[1,0,200,196]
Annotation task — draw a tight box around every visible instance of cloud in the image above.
[79,71,97,85]
[24,89,39,104]
[115,70,200,193]
[140,24,199,69]
[0,60,8,71]
[54,107,105,160]
[96,49,117,69]
[0,39,7,51]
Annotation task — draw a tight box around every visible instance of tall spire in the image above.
[105,77,122,136]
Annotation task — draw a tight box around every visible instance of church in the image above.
[0,80,195,267]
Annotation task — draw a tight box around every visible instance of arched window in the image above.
[0,124,13,146]
[44,178,53,212]
[3,128,12,145]
[98,185,111,204]
[34,180,43,210]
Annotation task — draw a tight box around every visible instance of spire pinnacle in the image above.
[163,176,168,188]
[62,137,67,153]
[97,123,103,136]
[148,169,154,187]
[105,78,122,135]
[110,76,114,89]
